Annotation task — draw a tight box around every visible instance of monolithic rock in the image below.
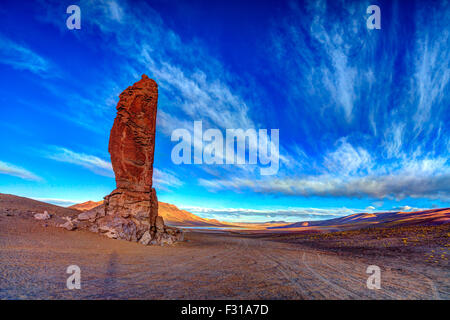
[109,74,158,192]
[78,75,182,245]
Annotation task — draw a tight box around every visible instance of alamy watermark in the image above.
[366,265,381,290]
[171,121,279,175]
[367,5,381,30]
[66,5,81,30]
[66,265,81,290]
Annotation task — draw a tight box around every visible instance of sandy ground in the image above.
[0,212,448,300]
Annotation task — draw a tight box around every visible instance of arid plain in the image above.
[0,193,448,299]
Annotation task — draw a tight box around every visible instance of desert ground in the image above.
[0,194,449,299]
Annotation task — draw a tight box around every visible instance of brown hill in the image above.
[158,202,232,227]
[69,200,103,212]
[0,193,80,218]
[270,208,450,232]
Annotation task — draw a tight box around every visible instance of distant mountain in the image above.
[158,202,232,227]
[269,208,450,231]
[69,200,103,212]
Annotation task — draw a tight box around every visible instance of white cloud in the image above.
[412,4,450,135]
[45,147,113,177]
[37,0,271,171]
[199,157,450,200]
[323,139,372,175]
[0,34,55,77]
[56,0,256,136]
[0,161,41,181]
[395,205,413,212]
[32,197,81,207]
[43,146,183,191]
[153,168,183,190]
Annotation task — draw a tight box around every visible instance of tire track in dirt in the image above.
[252,239,356,299]
[314,253,404,299]
[381,262,445,300]
[127,236,240,297]
[300,252,361,299]
[282,249,371,299]
[255,240,366,299]
[252,239,312,299]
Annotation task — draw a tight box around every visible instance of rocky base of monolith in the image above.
[71,188,183,246]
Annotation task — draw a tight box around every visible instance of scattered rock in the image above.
[34,211,51,220]
[89,224,99,233]
[160,233,174,246]
[139,231,152,245]
[60,221,76,231]
[176,231,184,242]
[104,231,117,239]
[58,216,77,231]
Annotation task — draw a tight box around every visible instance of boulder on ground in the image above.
[139,231,152,245]
[58,216,77,231]
[34,211,51,220]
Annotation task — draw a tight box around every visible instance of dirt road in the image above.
[0,217,448,299]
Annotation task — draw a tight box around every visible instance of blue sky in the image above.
[0,0,449,222]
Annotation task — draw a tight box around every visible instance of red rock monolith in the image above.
[79,75,182,245]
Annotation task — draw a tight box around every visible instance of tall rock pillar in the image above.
[98,74,182,245]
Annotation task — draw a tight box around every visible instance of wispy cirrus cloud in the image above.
[0,161,41,181]
[79,0,291,175]
[411,2,450,135]
[323,138,372,175]
[43,146,183,191]
[270,0,449,154]
[36,0,280,174]
[0,34,56,77]
[153,168,183,191]
[39,0,256,133]
[44,147,114,177]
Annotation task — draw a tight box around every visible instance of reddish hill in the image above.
[69,200,103,212]
[270,208,450,232]
[158,202,232,227]
[0,193,80,218]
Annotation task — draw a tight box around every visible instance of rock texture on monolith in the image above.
[78,75,182,245]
